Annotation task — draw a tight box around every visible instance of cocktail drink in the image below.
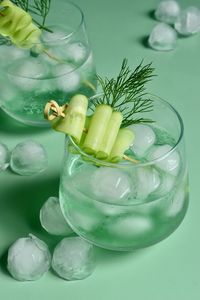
[59,94,188,251]
[0,0,96,126]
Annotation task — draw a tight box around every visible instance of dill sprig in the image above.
[95,59,155,127]
[11,0,52,32]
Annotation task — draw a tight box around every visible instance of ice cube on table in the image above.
[52,64,80,93]
[90,167,131,204]
[129,124,156,157]
[148,23,177,51]
[175,7,200,36]
[148,144,180,176]
[0,142,10,172]
[7,234,51,281]
[155,0,181,24]
[40,197,73,236]
[135,167,160,200]
[10,140,48,176]
[52,237,96,280]
[107,214,154,239]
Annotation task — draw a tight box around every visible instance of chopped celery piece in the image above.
[52,94,88,144]
[96,111,123,160]
[109,128,135,163]
[83,105,112,155]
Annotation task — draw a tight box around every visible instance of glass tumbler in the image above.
[0,0,96,126]
[59,95,189,251]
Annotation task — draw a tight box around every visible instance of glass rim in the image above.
[68,93,184,168]
[21,1,85,46]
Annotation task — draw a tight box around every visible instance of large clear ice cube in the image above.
[129,124,156,157]
[7,234,51,281]
[147,144,180,176]
[40,197,73,236]
[175,7,200,36]
[52,237,95,280]
[155,0,181,24]
[90,167,131,204]
[10,140,48,176]
[148,23,177,51]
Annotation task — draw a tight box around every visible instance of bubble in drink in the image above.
[40,197,73,236]
[175,7,200,36]
[148,144,180,176]
[10,140,48,176]
[155,0,181,24]
[148,23,177,51]
[129,124,156,157]
[0,142,10,172]
[52,237,96,280]
[7,234,51,281]
[90,167,131,204]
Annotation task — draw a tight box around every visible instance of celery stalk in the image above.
[96,111,123,159]
[109,128,135,162]
[52,94,88,144]
[83,104,112,154]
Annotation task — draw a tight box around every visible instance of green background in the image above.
[0,0,200,299]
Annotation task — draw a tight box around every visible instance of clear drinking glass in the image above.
[0,1,96,126]
[59,95,189,251]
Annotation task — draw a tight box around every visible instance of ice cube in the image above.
[52,237,96,280]
[136,167,160,200]
[0,142,10,171]
[155,0,181,24]
[0,45,28,66]
[107,214,154,239]
[7,234,51,281]
[167,187,186,217]
[90,167,131,204]
[52,64,80,93]
[67,42,87,63]
[154,173,175,197]
[94,201,130,216]
[148,23,177,51]
[10,140,48,176]
[41,29,67,43]
[40,197,73,236]
[148,144,180,176]
[9,57,50,91]
[69,210,100,232]
[129,124,156,157]
[175,7,200,36]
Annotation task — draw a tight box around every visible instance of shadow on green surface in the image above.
[139,36,149,49]
[0,172,149,280]
[147,9,155,20]
[0,109,49,136]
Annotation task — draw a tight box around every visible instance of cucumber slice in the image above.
[96,111,123,160]
[79,116,92,148]
[83,104,112,155]
[109,128,135,163]
[52,94,88,144]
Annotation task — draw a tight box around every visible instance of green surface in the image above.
[0,0,200,299]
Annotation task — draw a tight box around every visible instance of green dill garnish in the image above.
[12,0,52,32]
[94,59,155,128]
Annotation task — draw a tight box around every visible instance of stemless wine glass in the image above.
[59,94,189,251]
[0,1,96,126]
